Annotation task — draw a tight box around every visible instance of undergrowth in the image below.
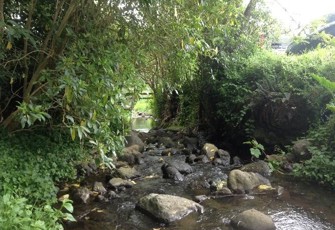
[0,129,87,229]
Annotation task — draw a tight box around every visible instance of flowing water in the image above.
[64,118,335,230]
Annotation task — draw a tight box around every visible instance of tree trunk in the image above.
[242,0,259,33]
[0,0,4,41]
[244,0,258,19]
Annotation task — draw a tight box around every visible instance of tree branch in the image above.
[23,0,36,97]
[24,0,78,101]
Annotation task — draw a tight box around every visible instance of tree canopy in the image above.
[0,0,276,162]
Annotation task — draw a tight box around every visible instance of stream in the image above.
[64,118,335,230]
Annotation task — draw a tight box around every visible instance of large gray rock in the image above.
[117,166,140,179]
[137,193,204,223]
[93,182,107,195]
[182,136,198,150]
[231,209,276,230]
[125,131,145,152]
[161,164,184,181]
[119,145,143,165]
[108,177,133,188]
[158,136,175,148]
[201,143,218,160]
[169,161,193,174]
[228,169,271,194]
[214,149,231,166]
[72,187,90,204]
[241,160,271,177]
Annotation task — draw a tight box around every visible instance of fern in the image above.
[312,74,335,112]
[311,74,335,91]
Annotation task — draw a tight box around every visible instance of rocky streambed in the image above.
[62,129,335,230]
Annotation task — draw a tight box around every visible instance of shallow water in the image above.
[65,118,335,229]
[65,155,335,230]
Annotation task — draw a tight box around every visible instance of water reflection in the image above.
[132,117,156,133]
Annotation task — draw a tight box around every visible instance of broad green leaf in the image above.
[63,202,74,213]
[250,148,261,158]
[63,213,76,222]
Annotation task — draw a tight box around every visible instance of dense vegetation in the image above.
[1,0,335,228]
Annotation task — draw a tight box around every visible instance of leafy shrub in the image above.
[0,194,63,230]
[0,130,82,228]
[0,130,87,203]
[0,193,75,230]
[293,106,335,188]
[294,146,335,188]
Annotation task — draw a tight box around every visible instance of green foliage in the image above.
[311,74,335,112]
[243,139,265,159]
[0,194,75,230]
[17,102,51,128]
[294,146,335,188]
[0,131,87,203]
[293,114,335,188]
[133,99,154,115]
[0,194,62,230]
[1,0,145,168]
[0,130,82,228]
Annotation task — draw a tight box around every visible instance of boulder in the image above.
[182,136,199,151]
[233,156,242,166]
[185,154,197,164]
[201,143,218,160]
[137,193,204,223]
[93,182,107,195]
[107,190,120,199]
[158,137,175,148]
[108,177,133,188]
[125,131,145,152]
[161,164,184,181]
[161,148,179,156]
[241,160,271,177]
[169,161,193,174]
[212,187,232,196]
[117,166,140,179]
[231,209,276,230]
[196,155,210,163]
[119,145,143,165]
[77,162,96,177]
[72,187,90,204]
[214,149,231,166]
[228,169,271,194]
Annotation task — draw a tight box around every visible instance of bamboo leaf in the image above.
[71,128,76,141]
